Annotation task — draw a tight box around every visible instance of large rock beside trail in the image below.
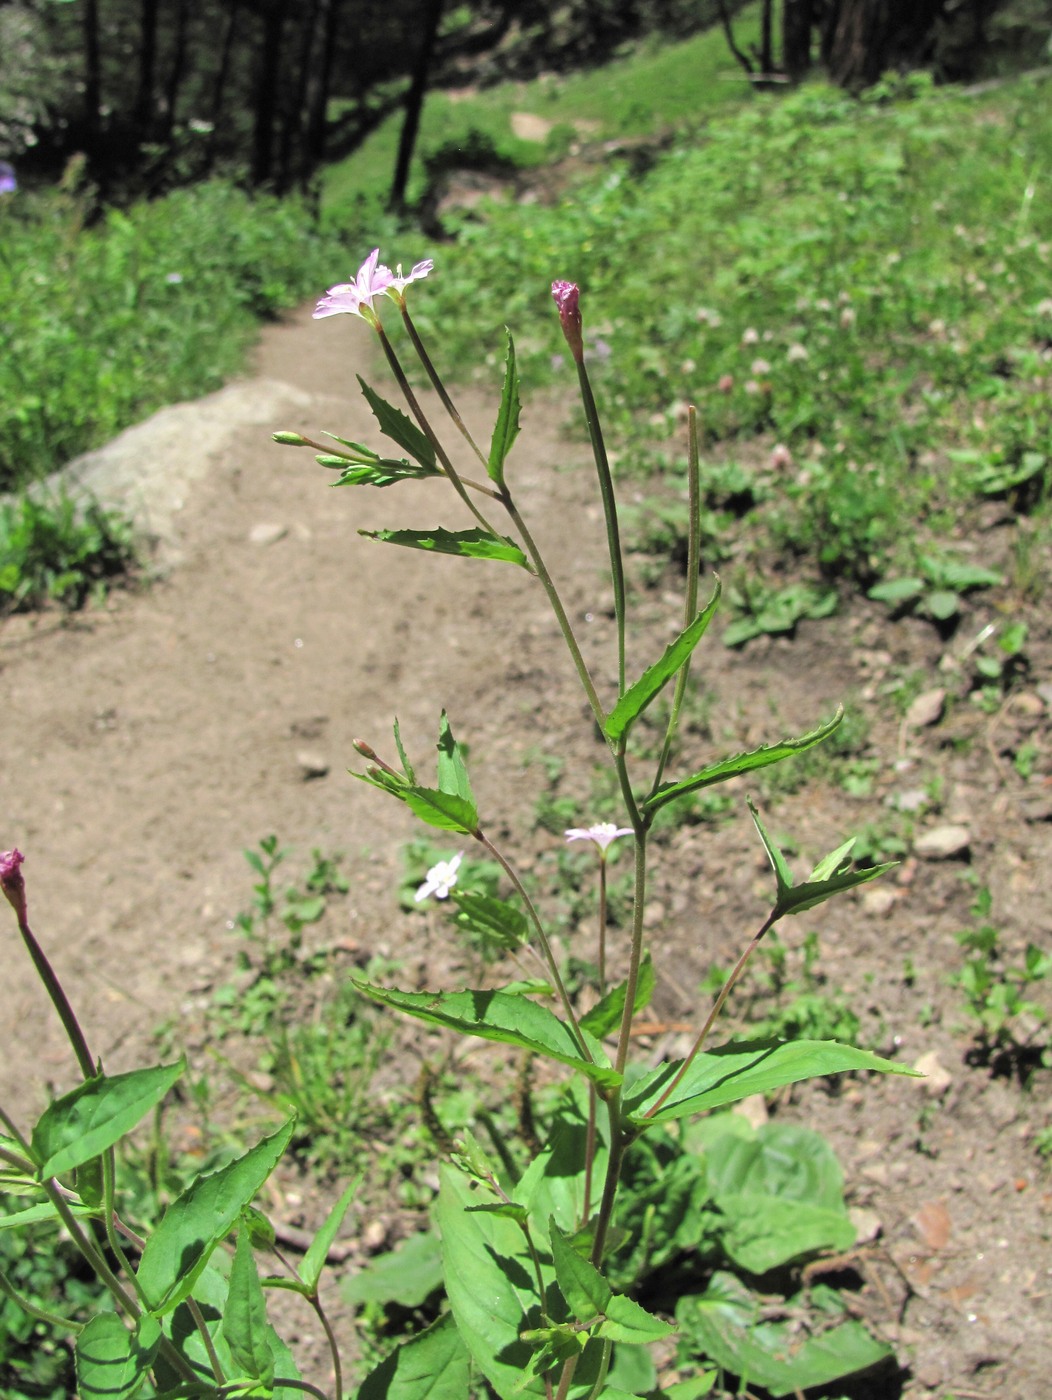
[59,378,312,564]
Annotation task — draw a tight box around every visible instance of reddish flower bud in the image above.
[1,848,27,923]
[551,280,584,363]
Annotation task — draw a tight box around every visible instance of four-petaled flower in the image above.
[415,852,463,902]
[565,823,633,855]
[385,259,434,305]
[314,248,395,324]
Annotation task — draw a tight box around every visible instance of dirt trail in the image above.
[2,301,1051,1398]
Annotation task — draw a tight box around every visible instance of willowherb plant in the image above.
[1,251,913,1400]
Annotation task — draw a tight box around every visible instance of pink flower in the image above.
[770,443,793,470]
[384,259,434,305]
[552,280,584,363]
[717,373,734,394]
[314,249,395,323]
[565,822,633,855]
[1,848,26,922]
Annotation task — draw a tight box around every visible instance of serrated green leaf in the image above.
[358,377,436,467]
[361,526,529,568]
[624,1039,915,1126]
[605,581,721,743]
[76,1312,160,1400]
[224,1226,276,1386]
[749,799,896,917]
[300,1174,361,1295]
[598,1293,674,1346]
[356,1313,471,1400]
[580,956,655,1038]
[550,1218,611,1322]
[353,984,619,1091]
[403,786,478,834]
[808,837,856,883]
[393,718,416,784]
[451,890,529,949]
[488,332,521,487]
[436,711,474,806]
[466,1200,530,1224]
[137,1119,295,1315]
[646,710,842,815]
[32,1061,184,1180]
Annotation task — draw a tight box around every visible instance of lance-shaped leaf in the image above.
[437,710,474,806]
[404,786,478,834]
[487,331,521,487]
[32,1061,184,1180]
[451,889,528,950]
[137,1118,295,1315]
[353,984,620,1091]
[358,376,436,467]
[580,955,655,1039]
[748,799,897,918]
[76,1312,160,1400]
[0,1199,101,1229]
[550,1220,673,1346]
[332,461,441,488]
[298,1174,361,1296]
[223,1224,276,1387]
[605,580,721,744]
[624,1039,915,1127]
[644,709,843,815]
[361,526,530,568]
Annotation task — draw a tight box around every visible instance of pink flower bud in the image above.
[1,848,27,923]
[551,280,584,363]
[717,373,734,394]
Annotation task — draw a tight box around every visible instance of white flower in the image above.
[415,852,463,902]
[565,822,633,854]
[786,343,808,363]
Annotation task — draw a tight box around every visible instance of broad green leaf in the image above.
[342,1230,443,1309]
[358,377,436,467]
[677,1273,892,1397]
[623,1039,914,1126]
[403,786,478,835]
[749,799,897,917]
[487,331,521,487]
[32,1061,184,1179]
[925,589,959,620]
[717,1195,855,1273]
[925,558,1002,591]
[644,710,843,815]
[867,577,925,604]
[519,1090,608,1238]
[76,1312,160,1400]
[436,711,474,806]
[224,1226,275,1387]
[437,1164,546,1398]
[356,1313,470,1400]
[300,1174,361,1295]
[580,955,655,1039]
[361,526,529,568]
[451,890,528,950]
[352,985,619,1091]
[598,1294,674,1346]
[605,580,721,743]
[137,1119,295,1315]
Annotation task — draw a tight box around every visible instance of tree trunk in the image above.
[83,0,102,148]
[134,0,160,134]
[304,0,343,197]
[251,0,289,187]
[782,0,814,81]
[715,0,755,75]
[388,0,445,212]
[161,0,192,140]
[759,0,774,74]
[204,1,241,175]
[826,0,946,89]
[276,0,319,192]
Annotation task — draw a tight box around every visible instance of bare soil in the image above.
[1,302,1050,1398]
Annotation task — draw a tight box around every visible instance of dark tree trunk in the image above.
[715,0,756,75]
[389,0,445,211]
[251,0,289,186]
[826,0,945,89]
[782,0,814,80]
[162,0,192,139]
[83,0,102,147]
[276,0,319,192]
[134,0,160,133]
[759,0,774,74]
[304,0,343,195]
[204,1,241,174]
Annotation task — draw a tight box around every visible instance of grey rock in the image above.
[914,824,971,860]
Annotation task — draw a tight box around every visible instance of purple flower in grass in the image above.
[0,162,16,196]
